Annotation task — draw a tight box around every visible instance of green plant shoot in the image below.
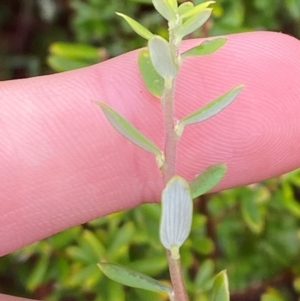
[97,1,244,300]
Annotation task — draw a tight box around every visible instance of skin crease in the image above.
[1,31,300,300]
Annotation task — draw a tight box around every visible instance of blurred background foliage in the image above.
[0,0,300,301]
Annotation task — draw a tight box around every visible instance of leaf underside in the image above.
[176,84,244,136]
[98,262,172,294]
[210,270,230,301]
[96,102,162,160]
[160,176,193,251]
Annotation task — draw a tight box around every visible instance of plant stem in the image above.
[167,250,189,301]
[162,80,177,183]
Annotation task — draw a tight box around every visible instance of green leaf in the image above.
[49,42,100,60]
[175,85,244,136]
[160,176,193,259]
[148,35,177,80]
[190,163,227,199]
[107,281,125,301]
[116,13,154,40]
[152,0,176,21]
[210,270,230,301]
[27,254,49,291]
[280,181,300,217]
[181,38,227,59]
[98,262,172,294]
[175,8,212,40]
[180,1,215,19]
[107,222,135,257]
[241,194,264,233]
[178,2,194,16]
[261,289,286,301]
[96,102,164,167]
[138,49,164,98]
[47,55,97,72]
[194,259,214,290]
[82,229,106,259]
[166,0,178,11]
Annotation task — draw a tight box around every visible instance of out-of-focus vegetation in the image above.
[0,1,300,301]
[1,0,300,77]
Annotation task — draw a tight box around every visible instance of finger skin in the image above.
[0,31,300,257]
[0,295,38,301]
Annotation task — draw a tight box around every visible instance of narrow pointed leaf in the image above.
[176,8,212,40]
[175,85,244,136]
[190,163,227,199]
[148,36,177,79]
[96,102,164,167]
[241,194,264,233]
[210,270,230,301]
[98,262,172,294]
[138,49,164,98]
[152,0,176,21]
[116,13,154,40]
[178,2,194,16]
[180,1,215,19]
[182,38,227,59]
[160,176,193,257]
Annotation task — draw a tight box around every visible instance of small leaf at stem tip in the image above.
[160,176,193,255]
[178,2,194,16]
[180,1,215,20]
[209,270,230,301]
[175,84,244,136]
[116,13,154,40]
[98,262,172,294]
[138,49,164,98]
[152,0,176,21]
[96,102,164,168]
[148,35,177,79]
[181,38,227,59]
[190,163,227,199]
[175,8,212,40]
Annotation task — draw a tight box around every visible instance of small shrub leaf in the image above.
[182,38,227,59]
[210,270,230,301]
[148,35,177,79]
[241,194,264,233]
[98,262,172,294]
[261,289,286,301]
[49,42,100,60]
[152,0,176,21]
[180,1,215,19]
[160,176,193,258]
[280,182,300,217]
[138,49,164,97]
[178,2,194,16]
[175,85,244,136]
[190,163,227,199]
[96,102,164,167]
[116,13,154,40]
[175,8,212,40]
[166,0,178,11]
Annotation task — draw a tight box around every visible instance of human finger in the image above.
[0,31,300,256]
